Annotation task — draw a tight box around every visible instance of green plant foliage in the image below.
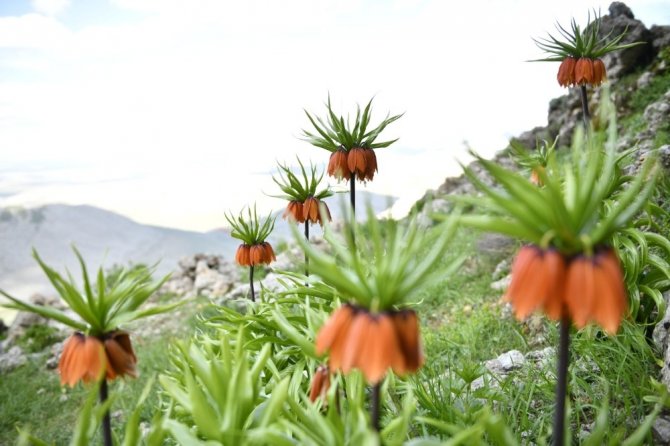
[160,330,291,444]
[271,157,334,202]
[225,205,276,246]
[17,379,166,446]
[0,248,176,336]
[293,205,463,311]
[302,96,402,152]
[533,10,641,61]
[456,106,659,256]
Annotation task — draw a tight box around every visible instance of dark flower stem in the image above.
[99,379,112,446]
[249,265,255,302]
[371,381,381,432]
[350,173,356,214]
[580,85,591,129]
[553,315,570,446]
[304,221,310,283]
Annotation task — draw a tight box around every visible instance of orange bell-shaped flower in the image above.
[575,58,595,85]
[557,57,577,87]
[327,148,351,181]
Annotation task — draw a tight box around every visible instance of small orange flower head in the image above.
[506,245,626,334]
[250,244,264,265]
[363,148,378,181]
[564,248,626,334]
[104,331,137,380]
[347,147,367,179]
[575,57,594,85]
[309,364,331,402]
[505,246,567,321]
[557,57,577,87]
[283,201,305,223]
[592,58,607,86]
[262,242,276,263]
[316,305,423,384]
[235,244,251,266]
[58,333,105,387]
[303,197,331,226]
[59,331,138,387]
[391,309,424,374]
[327,148,351,181]
[529,167,544,186]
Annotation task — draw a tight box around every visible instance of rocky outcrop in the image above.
[599,2,655,80]
[0,294,69,373]
[161,254,240,298]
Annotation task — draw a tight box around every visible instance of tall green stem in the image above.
[350,173,356,215]
[99,379,112,446]
[553,315,570,446]
[580,85,591,129]
[249,265,255,302]
[371,381,381,432]
[304,221,310,283]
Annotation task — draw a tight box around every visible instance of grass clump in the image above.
[15,325,60,353]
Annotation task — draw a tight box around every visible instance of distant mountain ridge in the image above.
[0,204,239,298]
[0,191,396,302]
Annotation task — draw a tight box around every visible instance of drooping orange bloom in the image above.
[390,309,424,374]
[564,248,626,334]
[59,331,138,387]
[103,331,137,380]
[283,200,305,223]
[506,245,626,334]
[505,246,566,320]
[529,166,545,186]
[235,242,275,266]
[556,57,607,87]
[261,242,276,264]
[327,148,351,181]
[347,147,367,179]
[235,244,251,266]
[557,57,577,87]
[316,305,423,383]
[303,197,331,225]
[309,364,331,402]
[575,57,594,85]
[592,58,607,86]
[362,148,378,181]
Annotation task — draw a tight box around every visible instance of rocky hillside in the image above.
[415,1,670,218]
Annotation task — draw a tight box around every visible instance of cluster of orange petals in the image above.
[529,166,545,186]
[315,304,423,384]
[557,57,607,87]
[283,198,331,225]
[235,242,276,267]
[506,245,627,334]
[58,331,137,387]
[327,147,378,182]
[309,364,331,402]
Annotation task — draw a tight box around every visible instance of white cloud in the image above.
[0,13,71,48]
[31,0,71,16]
[0,0,667,230]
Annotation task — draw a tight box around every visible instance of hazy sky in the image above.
[1,0,668,231]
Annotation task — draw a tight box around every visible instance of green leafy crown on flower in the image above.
[508,137,556,171]
[292,204,463,311]
[456,100,659,256]
[302,95,403,152]
[533,10,641,61]
[270,157,334,202]
[225,204,275,245]
[1,247,176,336]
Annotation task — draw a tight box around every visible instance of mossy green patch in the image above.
[15,325,60,353]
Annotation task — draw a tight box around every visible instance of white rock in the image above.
[486,350,525,374]
[0,345,27,372]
